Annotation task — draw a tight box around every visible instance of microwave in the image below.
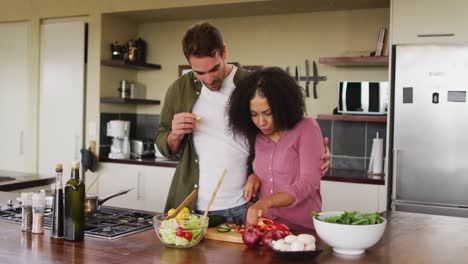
[338,81,388,115]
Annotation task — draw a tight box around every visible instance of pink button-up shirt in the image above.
[253,118,324,230]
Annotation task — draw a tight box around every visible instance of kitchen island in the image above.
[1,208,467,263]
[0,170,55,191]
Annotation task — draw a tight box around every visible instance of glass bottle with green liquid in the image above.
[64,161,85,241]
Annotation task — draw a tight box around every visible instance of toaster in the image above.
[130,139,155,158]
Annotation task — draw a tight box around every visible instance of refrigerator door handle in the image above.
[392,148,399,201]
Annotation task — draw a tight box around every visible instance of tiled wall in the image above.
[317,119,386,171]
[100,113,160,157]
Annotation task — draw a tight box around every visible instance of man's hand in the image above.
[171,112,197,139]
[243,173,260,202]
[320,137,331,176]
[167,112,197,154]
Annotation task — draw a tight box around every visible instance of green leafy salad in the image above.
[312,211,384,225]
[159,214,204,246]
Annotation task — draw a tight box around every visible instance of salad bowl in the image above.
[153,213,209,248]
[313,211,386,255]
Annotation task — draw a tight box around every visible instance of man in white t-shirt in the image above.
[155,22,330,224]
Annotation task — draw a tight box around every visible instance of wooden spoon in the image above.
[163,189,198,221]
[201,169,227,224]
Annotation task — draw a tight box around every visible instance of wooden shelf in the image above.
[101,59,161,70]
[317,114,386,123]
[319,56,388,66]
[100,97,160,105]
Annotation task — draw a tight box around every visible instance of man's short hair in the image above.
[182,22,224,60]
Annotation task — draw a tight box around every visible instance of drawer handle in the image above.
[392,149,399,202]
[417,33,455,38]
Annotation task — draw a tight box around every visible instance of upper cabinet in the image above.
[0,22,29,172]
[392,0,468,44]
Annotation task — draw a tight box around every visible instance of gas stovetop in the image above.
[0,202,156,240]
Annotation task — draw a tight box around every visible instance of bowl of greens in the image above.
[312,211,386,255]
[153,213,208,248]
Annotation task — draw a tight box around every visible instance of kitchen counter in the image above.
[0,187,466,264]
[100,158,383,185]
[323,169,384,185]
[99,155,178,168]
[0,170,55,191]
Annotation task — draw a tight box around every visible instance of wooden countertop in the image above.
[0,199,467,263]
[0,170,55,191]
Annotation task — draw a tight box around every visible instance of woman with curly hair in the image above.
[228,67,324,230]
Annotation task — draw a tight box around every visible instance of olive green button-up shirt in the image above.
[155,67,251,213]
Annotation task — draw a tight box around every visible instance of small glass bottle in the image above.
[21,192,33,232]
[32,192,45,234]
[51,163,64,238]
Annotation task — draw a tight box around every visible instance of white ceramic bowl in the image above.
[313,211,387,255]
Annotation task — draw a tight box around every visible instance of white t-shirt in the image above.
[192,65,249,211]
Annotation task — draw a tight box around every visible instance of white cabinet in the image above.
[38,20,86,179]
[98,163,174,212]
[139,166,175,212]
[97,163,139,209]
[321,181,384,213]
[0,22,29,172]
[392,0,468,44]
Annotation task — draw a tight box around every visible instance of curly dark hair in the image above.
[182,22,224,60]
[228,67,306,141]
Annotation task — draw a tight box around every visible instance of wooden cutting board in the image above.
[204,227,243,243]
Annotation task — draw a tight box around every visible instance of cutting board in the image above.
[204,227,243,243]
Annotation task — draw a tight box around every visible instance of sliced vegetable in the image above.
[184,231,193,241]
[217,223,232,233]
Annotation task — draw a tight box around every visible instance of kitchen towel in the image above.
[368,133,384,174]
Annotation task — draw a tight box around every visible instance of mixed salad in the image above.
[158,208,205,247]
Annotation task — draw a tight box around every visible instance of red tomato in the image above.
[184,231,192,241]
[175,226,186,237]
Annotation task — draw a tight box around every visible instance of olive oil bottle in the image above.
[50,163,64,238]
[64,161,85,241]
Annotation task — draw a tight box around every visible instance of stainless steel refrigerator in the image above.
[391,44,468,217]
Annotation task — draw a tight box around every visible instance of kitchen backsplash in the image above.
[317,119,386,171]
[100,112,160,156]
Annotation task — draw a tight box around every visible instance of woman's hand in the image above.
[243,173,260,202]
[246,200,270,226]
[320,137,331,176]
